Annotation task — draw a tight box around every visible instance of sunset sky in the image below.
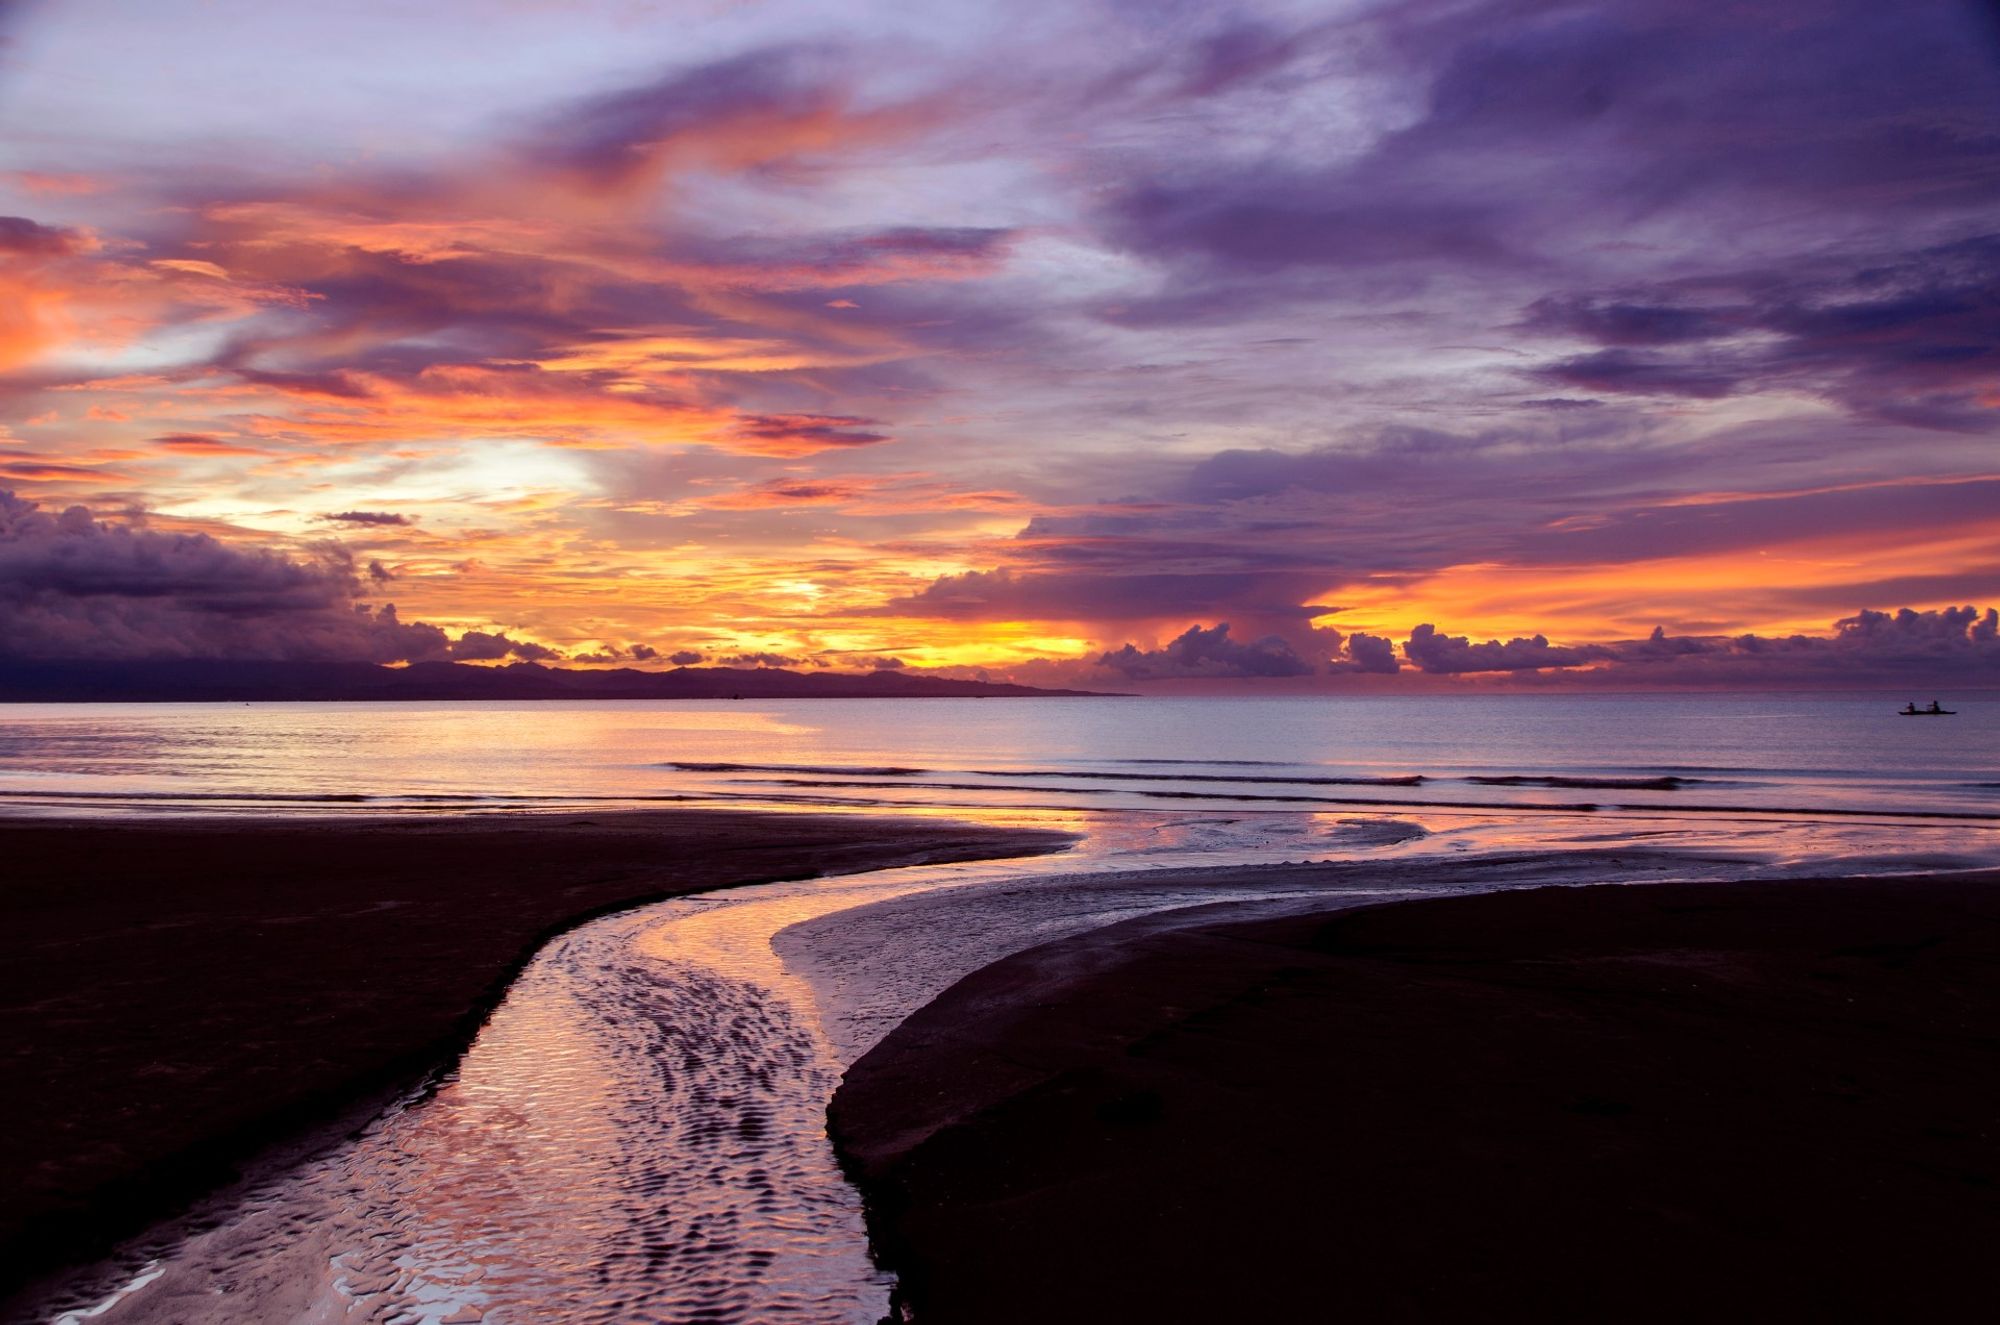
[2,0,1996,687]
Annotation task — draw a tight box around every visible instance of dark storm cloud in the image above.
[0,489,451,662]
[0,489,560,664]
[3,493,359,611]
[667,649,705,665]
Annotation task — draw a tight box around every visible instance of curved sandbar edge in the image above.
[832,867,2000,1323]
[0,809,1074,1307]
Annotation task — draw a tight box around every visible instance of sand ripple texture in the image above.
[42,814,1803,1325]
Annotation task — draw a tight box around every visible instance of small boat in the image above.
[1899,703,1956,716]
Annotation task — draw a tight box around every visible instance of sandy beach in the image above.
[0,809,1071,1306]
[832,868,2000,1322]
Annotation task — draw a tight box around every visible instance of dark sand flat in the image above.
[0,810,1070,1300]
[832,870,2000,1323]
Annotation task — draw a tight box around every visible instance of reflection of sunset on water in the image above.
[4,699,1997,853]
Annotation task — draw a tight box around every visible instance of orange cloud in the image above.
[1330,520,2000,643]
[153,433,273,456]
[7,172,106,196]
[0,275,73,372]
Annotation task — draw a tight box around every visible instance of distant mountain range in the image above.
[0,659,1111,702]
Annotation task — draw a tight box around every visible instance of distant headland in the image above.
[0,659,1117,703]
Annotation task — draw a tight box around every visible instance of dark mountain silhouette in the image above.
[0,659,1113,702]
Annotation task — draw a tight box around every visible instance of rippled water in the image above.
[34,815,1435,1324]
[19,695,2000,1322]
[1,694,1996,823]
[42,805,1989,1325]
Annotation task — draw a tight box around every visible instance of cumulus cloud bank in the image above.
[1403,624,1593,674]
[1389,609,1998,686]
[0,490,551,664]
[963,609,1999,690]
[1097,623,1313,679]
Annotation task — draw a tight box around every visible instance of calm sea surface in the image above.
[1,693,1994,823]
[22,693,2000,1324]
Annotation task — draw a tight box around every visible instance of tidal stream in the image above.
[41,807,1987,1325]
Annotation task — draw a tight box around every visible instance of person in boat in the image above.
[1903,701,1920,714]
[1929,699,1943,713]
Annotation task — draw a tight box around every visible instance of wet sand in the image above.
[0,810,1071,1304]
[832,868,2000,1323]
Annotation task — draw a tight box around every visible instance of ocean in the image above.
[3,693,1994,866]
[20,691,1999,1324]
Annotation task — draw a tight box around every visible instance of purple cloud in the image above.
[1336,631,1401,675]
[0,215,81,256]
[1528,236,2000,425]
[0,490,453,662]
[521,45,853,186]
[324,510,412,527]
[1097,623,1313,679]
[0,490,569,665]
[1403,623,1595,675]
[724,651,803,668]
[876,563,1334,628]
[449,630,561,663]
[1399,609,2000,686]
